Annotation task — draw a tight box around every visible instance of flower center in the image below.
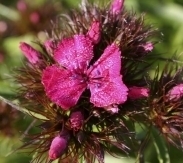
[71,68,89,84]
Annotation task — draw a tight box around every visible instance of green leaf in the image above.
[151,127,170,163]
[0,96,48,121]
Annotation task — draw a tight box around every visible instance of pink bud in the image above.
[87,21,101,44]
[19,42,41,64]
[110,0,124,15]
[30,12,40,24]
[49,136,68,160]
[141,42,153,52]
[167,84,183,101]
[128,86,149,100]
[17,0,27,12]
[69,111,84,131]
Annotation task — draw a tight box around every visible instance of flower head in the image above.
[42,23,128,110]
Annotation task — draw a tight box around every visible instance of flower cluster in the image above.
[11,0,183,162]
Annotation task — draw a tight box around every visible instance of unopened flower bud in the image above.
[167,84,183,101]
[128,86,149,100]
[110,0,124,15]
[69,111,84,131]
[49,135,68,160]
[19,42,41,64]
[87,21,101,44]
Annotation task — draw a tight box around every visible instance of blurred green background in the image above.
[0,0,183,163]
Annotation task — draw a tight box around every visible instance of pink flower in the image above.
[167,84,183,101]
[69,111,84,131]
[110,0,124,15]
[128,86,149,100]
[19,42,41,64]
[42,26,128,110]
[49,135,68,160]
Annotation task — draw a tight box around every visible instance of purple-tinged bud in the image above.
[110,0,124,15]
[69,111,84,131]
[19,42,41,64]
[140,42,153,52]
[128,86,149,100]
[87,21,101,44]
[167,84,183,101]
[49,135,68,160]
[104,105,119,114]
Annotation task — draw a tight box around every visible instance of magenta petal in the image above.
[88,43,121,78]
[42,65,86,110]
[90,77,128,107]
[54,35,93,70]
[89,43,128,107]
